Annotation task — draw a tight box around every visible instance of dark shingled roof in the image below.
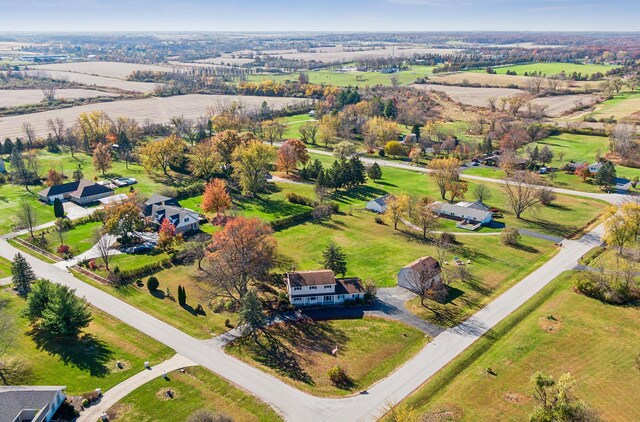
[403,256,441,274]
[335,278,366,295]
[39,180,113,199]
[0,386,65,422]
[287,270,335,287]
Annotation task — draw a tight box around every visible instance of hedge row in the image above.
[113,257,172,281]
[270,210,314,231]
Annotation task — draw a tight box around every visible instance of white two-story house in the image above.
[285,270,366,307]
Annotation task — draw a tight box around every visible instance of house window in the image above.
[309,286,317,290]
[324,285,332,289]
[294,297,301,302]
[309,297,316,301]
[324,296,333,301]
[293,287,301,291]
[185,217,189,222]
[337,295,344,299]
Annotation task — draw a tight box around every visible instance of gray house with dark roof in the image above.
[38,180,113,205]
[143,194,199,234]
[285,270,366,307]
[0,386,66,422]
[365,194,392,214]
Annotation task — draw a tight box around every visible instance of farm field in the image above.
[467,62,619,77]
[410,83,524,107]
[32,61,175,79]
[529,94,600,117]
[258,45,460,62]
[0,289,173,395]
[429,72,592,90]
[22,69,159,93]
[589,92,640,123]
[0,88,118,108]
[226,317,427,397]
[194,56,255,65]
[0,94,308,139]
[395,272,640,421]
[247,65,435,87]
[106,366,282,422]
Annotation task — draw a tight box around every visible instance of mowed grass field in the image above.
[0,256,11,278]
[227,317,427,397]
[0,289,173,395]
[467,62,619,77]
[429,72,593,90]
[18,221,103,258]
[247,65,434,87]
[590,92,640,123]
[395,272,640,421]
[106,366,282,422]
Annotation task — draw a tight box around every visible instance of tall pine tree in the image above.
[11,253,36,296]
[321,241,348,277]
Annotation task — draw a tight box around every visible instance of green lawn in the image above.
[73,265,235,339]
[0,183,56,235]
[0,289,173,395]
[393,271,640,421]
[106,366,282,422]
[589,92,640,123]
[18,221,102,258]
[0,256,11,278]
[246,65,435,87]
[226,317,427,397]
[467,62,619,77]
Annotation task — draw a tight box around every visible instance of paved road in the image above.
[79,354,197,422]
[0,217,608,421]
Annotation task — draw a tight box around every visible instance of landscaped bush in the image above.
[500,227,521,246]
[327,366,352,388]
[116,258,172,281]
[270,210,314,231]
[56,244,71,255]
[286,192,317,207]
[160,182,205,200]
[147,276,159,292]
[374,216,385,225]
[440,232,456,244]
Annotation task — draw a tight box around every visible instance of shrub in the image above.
[363,280,378,302]
[327,366,351,388]
[211,299,225,313]
[88,260,97,270]
[575,271,638,304]
[440,232,456,244]
[374,216,385,225]
[270,210,314,230]
[286,192,317,207]
[500,227,521,246]
[56,244,70,254]
[147,276,159,292]
[224,318,233,328]
[195,304,205,315]
[178,285,186,306]
[538,188,557,206]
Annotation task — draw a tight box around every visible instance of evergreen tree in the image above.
[594,161,616,192]
[178,285,186,306]
[482,137,493,153]
[316,169,329,189]
[367,162,383,181]
[53,198,65,218]
[321,241,347,277]
[411,124,421,140]
[25,279,52,320]
[3,138,13,155]
[238,290,265,341]
[348,156,366,187]
[383,99,397,119]
[40,283,92,337]
[11,253,36,296]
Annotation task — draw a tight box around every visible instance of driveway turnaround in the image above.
[0,217,606,421]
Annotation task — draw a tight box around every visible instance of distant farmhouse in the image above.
[365,194,392,214]
[0,386,66,422]
[397,256,443,293]
[285,270,366,307]
[433,201,493,231]
[143,194,200,234]
[38,180,114,205]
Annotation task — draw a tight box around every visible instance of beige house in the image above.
[397,256,443,293]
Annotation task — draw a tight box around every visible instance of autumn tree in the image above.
[446,180,468,203]
[318,114,340,148]
[212,130,254,172]
[429,158,461,200]
[189,140,220,180]
[276,139,309,174]
[45,169,63,186]
[529,372,593,422]
[574,164,592,181]
[384,141,405,157]
[157,219,183,252]
[501,171,543,219]
[195,217,278,305]
[385,194,409,230]
[201,178,232,218]
[141,135,184,176]
[76,111,113,150]
[260,119,286,145]
[412,196,439,239]
[93,142,113,175]
[104,201,141,245]
[363,117,400,153]
[232,140,275,196]
[333,141,357,160]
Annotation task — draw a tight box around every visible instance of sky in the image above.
[1,0,639,32]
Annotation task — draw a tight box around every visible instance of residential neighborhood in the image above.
[1,9,640,422]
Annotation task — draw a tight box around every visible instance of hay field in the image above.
[32,61,175,80]
[530,94,600,117]
[0,94,306,139]
[429,72,592,90]
[590,93,640,123]
[23,69,158,93]
[410,83,525,107]
[261,45,461,62]
[468,62,619,77]
[0,89,117,108]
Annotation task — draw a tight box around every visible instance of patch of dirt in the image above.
[423,403,463,421]
[504,392,530,405]
[105,403,132,420]
[155,387,179,401]
[538,316,563,333]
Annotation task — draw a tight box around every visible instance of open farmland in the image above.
[410,83,525,107]
[429,72,592,90]
[0,94,307,139]
[467,62,619,77]
[194,56,255,65]
[0,88,117,108]
[529,93,601,117]
[259,45,461,62]
[22,69,159,93]
[589,92,640,123]
[32,61,176,79]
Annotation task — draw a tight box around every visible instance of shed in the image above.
[365,194,392,214]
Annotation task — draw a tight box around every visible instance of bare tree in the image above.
[527,77,544,94]
[403,263,447,307]
[63,127,80,157]
[94,231,114,272]
[501,171,543,219]
[472,184,492,204]
[41,85,57,103]
[411,196,439,239]
[609,123,635,156]
[47,118,65,146]
[16,200,38,240]
[22,123,36,147]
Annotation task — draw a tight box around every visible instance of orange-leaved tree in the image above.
[202,178,232,218]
